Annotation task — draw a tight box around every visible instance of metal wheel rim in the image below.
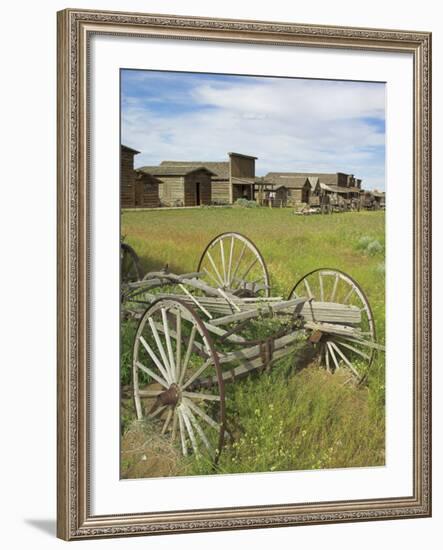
[197,232,270,297]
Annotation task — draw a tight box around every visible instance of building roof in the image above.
[134,169,162,183]
[231,177,256,186]
[265,172,354,187]
[321,184,361,194]
[307,176,319,188]
[262,174,309,188]
[160,161,229,179]
[228,152,258,160]
[139,165,216,177]
[121,144,140,155]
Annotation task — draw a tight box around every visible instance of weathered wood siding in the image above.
[275,187,288,205]
[158,169,212,206]
[287,185,310,204]
[159,176,185,206]
[135,173,160,208]
[230,155,255,179]
[184,171,212,206]
[211,181,230,204]
[121,148,137,207]
[336,173,349,187]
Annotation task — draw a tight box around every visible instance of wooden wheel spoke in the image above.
[227,235,235,286]
[136,361,169,388]
[177,409,188,456]
[139,335,171,386]
[147,318,173,384]
[335,338,371,360]
[149,405,167,419]
[161,308,177,382]
[179,405,199,456]
[325,342,331,373]
[182,390,221,402]
[329,341,361,378]
[304,278,313,299]
[171,411,178,442]
[219,239,227,285]
[182,358,213,390]
[343,285,356,304]
[330,273,339,301]
[206,250,225,287]
[161,408,174,434]
[184,398,219,430]
[203,267,223,288]
[326,341,340,370]
[238,257,258,286]
[175,309,182,377]
[230,242,247,285]
[178,325,197,385]
[138,389,164,397]
[319,272,324,301]
[182,402,212,451]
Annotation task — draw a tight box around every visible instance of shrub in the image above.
[234,198,258,208]
[376,261,385,274]
[356,235,384,256]
[356,235,373,250]
[366,240,383,256]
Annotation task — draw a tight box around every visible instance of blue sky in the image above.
[121,69,385,190]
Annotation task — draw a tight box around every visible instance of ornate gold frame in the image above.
[57,8,432,540]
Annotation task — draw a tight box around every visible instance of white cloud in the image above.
[122,74,385,190]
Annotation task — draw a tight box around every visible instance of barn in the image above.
[138,165,215,207]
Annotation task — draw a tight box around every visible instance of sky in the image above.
[121,69,386,190]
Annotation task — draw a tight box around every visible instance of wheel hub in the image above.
[158,383,181,406]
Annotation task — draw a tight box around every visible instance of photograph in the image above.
[119,69,387,479]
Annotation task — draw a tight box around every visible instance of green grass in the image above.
[121,208,385,477]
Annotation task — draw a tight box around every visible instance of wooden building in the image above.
[266,171,362,200]
[134,170,161,208]
[159,152,257,204]
[261,174,311,205]
[121,145,140,208]
[121,144,161,208]
[138,165,214,207]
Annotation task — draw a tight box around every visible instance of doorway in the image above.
[195,182,201,205]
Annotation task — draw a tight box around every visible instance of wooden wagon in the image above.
[121,233,383,460]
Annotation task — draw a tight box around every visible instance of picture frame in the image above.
[57,8,431,540]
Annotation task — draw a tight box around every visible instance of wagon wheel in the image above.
[121,242,142,283]
[288,268,377,383]
[197,232,270,297]
[133,298,226,460]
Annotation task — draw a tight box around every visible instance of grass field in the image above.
[120,207,385,478]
